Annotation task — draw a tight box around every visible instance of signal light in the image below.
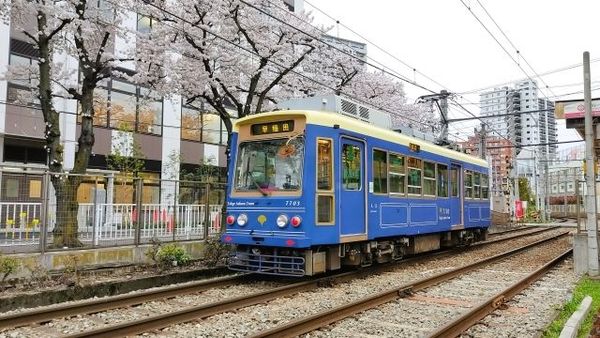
[291,216,302,227]
[226,215,235,225]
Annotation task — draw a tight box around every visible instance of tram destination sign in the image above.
[251,120,295,135]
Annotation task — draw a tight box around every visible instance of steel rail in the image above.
[1,226,561,334]
[0,273,247,329]
[249,231,570,338]
[427,247,572,338]
[488,225,539,236]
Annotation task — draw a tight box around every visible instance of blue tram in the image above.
[221,110,490,276]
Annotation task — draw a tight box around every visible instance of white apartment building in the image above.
[479,80,558,214]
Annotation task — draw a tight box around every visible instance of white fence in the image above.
[1,202,222,247]
[0,202,43,246]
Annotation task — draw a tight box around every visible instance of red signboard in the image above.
[555,99,600,119]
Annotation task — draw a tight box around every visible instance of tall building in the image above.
[321,35,368,63]
[479,80,557,176]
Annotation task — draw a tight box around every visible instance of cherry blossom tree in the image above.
[0,0,135,247]
[136,0,323,146]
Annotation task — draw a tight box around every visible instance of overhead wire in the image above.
[302,0,450,91]
[128,0,446,133]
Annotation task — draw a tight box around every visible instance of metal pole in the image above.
[39,171,50,253]
[172,180,178,243]
[204,183,211,240]
[563,171,568,218]
[92,177,98,246]
[439,90,449,144]
[576,179,581,234]
[543,162,549,222]
[584,51,599,275]
[134,178,143,246]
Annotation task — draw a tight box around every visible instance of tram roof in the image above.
[234,110,488,167]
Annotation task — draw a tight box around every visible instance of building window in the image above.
[7,43,40,106]
[87,78,163,135]
[137,14,154,34]
[181,104,229,145]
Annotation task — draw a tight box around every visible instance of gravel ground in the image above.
[308,238,572,338]
[0,228,573,338]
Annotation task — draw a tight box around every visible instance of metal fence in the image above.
[0,169,226,253]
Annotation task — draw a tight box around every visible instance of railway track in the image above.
[251,232,571,338]
[0,226,565,337]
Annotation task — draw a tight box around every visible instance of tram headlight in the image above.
[237,214,248,226]
[276,214,289,228]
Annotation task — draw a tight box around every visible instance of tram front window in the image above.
[234,138,304,193]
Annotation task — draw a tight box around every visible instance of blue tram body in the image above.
[222,110,490,276]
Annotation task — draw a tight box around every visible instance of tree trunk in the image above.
[52,177,83,247]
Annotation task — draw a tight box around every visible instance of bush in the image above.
[0,254,20,290]
[61,255,81,286]
[203,237,233,267]
[156,243,191,268]
[144,237,162,265]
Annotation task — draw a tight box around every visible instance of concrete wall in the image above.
[6,241,208,279]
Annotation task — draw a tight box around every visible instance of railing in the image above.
[0,202,43,245]
[1,202,223,248]
[75,203,223,244]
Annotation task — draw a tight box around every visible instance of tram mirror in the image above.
[278,144,296,158]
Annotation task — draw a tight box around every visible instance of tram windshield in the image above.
[234,137,304,194]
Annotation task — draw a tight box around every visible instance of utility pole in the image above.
[479,123,487,159]
[583,51,599,276]
[418,90,450,145]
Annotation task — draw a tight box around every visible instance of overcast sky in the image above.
[305,0,599,147]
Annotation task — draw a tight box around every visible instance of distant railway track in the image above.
[0,226,564,337]
[488,225,538,236]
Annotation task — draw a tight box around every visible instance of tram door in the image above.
[449,163,463,226]
[339,138,367,238]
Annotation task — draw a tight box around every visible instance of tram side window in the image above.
[450,167,459,197]
[373,149,388,193]
[481,174,489,199]
[465,171,473,198]
[317,139,334,225]
[317,139,332,190]
[342,144,361,190]
[407,157,422,195]
[389,153,406,195]
[473,172,481,199]
[317,195,334,223]
[437,164,449,197]
[423,162,436,196]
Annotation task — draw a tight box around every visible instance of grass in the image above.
[543,276,600,337]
